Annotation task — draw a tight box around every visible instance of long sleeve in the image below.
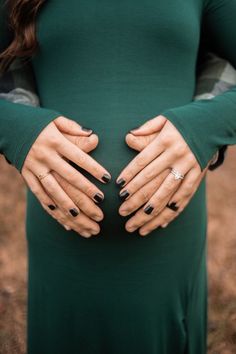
[0,1,62,173]
[161,0,236,171]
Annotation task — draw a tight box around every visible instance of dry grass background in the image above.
[0,147,236,354]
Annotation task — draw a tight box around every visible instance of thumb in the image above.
[125,132,158,152]
[54,116,93,136]
[129,115,167,136]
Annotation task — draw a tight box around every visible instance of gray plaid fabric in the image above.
[1,52,236,170]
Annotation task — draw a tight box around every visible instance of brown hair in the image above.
[0,0,45,74]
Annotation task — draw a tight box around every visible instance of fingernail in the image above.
[81,126,93,133]
[162,223,168,228]
[127,226,136,232]
[94,214,103,221]
[144,204,154,215]
[64,225,71,231]
[119,190,130,200]
[48,204,56,210]
[94,193,104,203]
[129,125,141,133]
[69,208,79,217]
[140,230,149,236]
[167,202,179,211]
[116,178,126,188]
[102,173,111,183]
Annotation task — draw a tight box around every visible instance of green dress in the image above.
[1,0,236,353]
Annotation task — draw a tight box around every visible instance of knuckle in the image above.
[67,168,79,183]
[186,152,196,165]
[77,152,86,165]
[172,144,186,158]
[75,196,85,208]
[32,147,48,161]
[185,181,194,192]
[143,168,155,181]
[86,184,96,196]
[159,131,172,146]
[135,156,146,169]
[74,135,82,147]
[139,189,149,202]
[49,132,61,147]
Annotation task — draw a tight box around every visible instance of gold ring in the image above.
[37,170,51,181]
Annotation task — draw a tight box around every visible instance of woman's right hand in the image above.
[21,116,111,238]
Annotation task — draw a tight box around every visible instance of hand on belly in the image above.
[20,115,112,238]
[116,114,209,236]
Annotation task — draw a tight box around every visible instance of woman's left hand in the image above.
[116,115,209,236]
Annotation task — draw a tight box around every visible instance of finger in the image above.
[119,170,169,216]
[23,169,99,237]
[129,115,167,135]
[165,166,203,208]
[36,169,82,218]
[125,198,178,233]
[50,208,100,237]
[54,116,93,136]
[118,149,173,197]
[124,161,191,232]
[62,133,99,153]
[22,169,57,212]
[125,132,158,152]
[42,201,100,237]
[139,170,205,236]
[116,135,165,187]
[22,170,73,231]
[141,160,192,217]
[57,134,111,183]
[46,154,105,203]
[138,207,180,236]
[51,171,104,222]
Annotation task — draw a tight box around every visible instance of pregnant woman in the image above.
[0,0,236,353]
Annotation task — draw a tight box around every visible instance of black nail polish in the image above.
[116,178,126,188]
[102,173,111,183]
[69,208,79,217]
[119,190,130,201]
[167,202,179,212]
[144,205,154,215]
[81,126,93,132]
[94,193,104,203]
[48,204,56,210]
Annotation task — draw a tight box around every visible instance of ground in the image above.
[0,147,236,354]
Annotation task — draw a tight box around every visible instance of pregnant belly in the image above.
[40,83,194,233]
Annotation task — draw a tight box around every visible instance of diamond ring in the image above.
[170,167,185,180]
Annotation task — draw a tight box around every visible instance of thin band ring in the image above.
[37,170,51,181]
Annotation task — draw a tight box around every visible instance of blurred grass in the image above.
[0,146,236,354]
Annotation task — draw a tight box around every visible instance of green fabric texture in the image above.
[0,0,235,353]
